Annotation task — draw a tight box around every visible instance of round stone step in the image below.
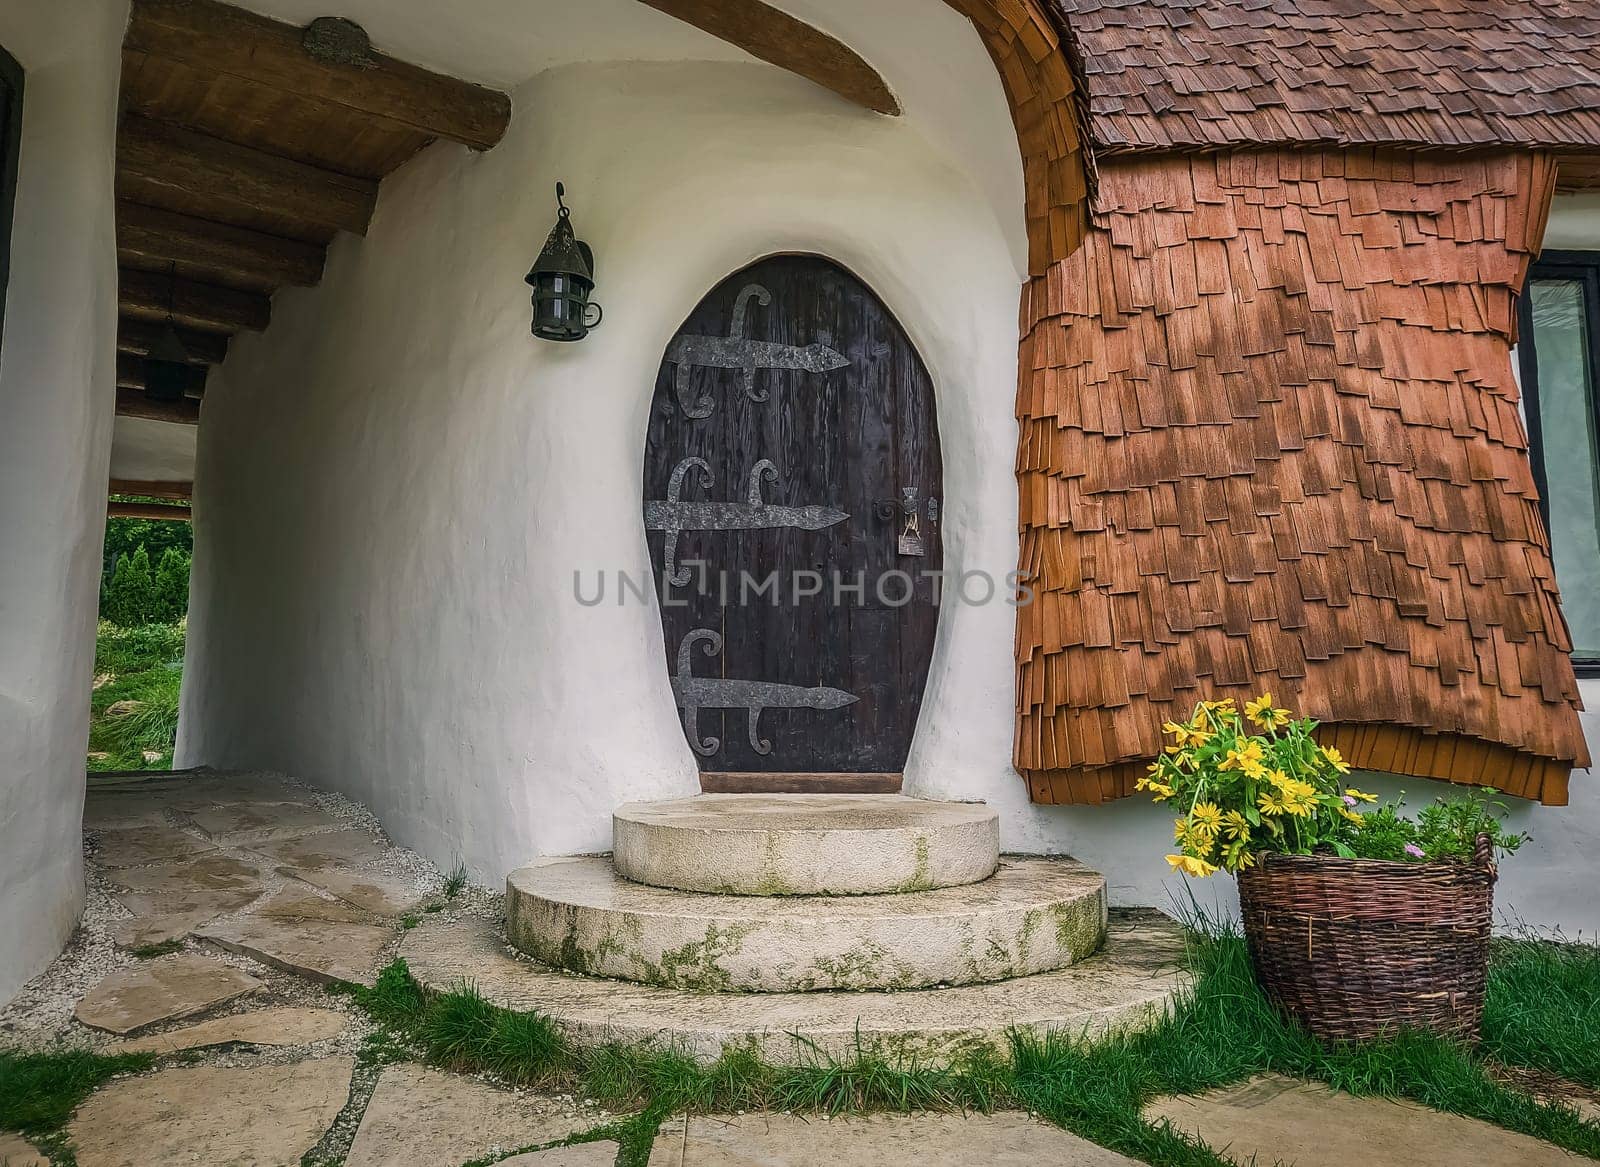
[506,856,1106,992]
[404,908,1184,1065]
[612,794,999,896]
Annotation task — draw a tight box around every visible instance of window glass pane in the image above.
[1531,278,1600,659]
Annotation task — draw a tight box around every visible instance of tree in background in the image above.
[102,512,191,580]
[153,547,190,622]
[103,545,155,627]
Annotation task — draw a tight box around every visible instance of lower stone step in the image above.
[613,794,999,896]
[403,909,1185,1065]
[506,856,1107,992]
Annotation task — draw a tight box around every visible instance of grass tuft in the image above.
[442,863,469,899]
[0,1048,153,1137]
[128,939,185,959]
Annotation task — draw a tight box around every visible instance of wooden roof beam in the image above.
[636,0,899,116]
[119,316,229,365]
[125,0,511,150]
[117,351,208,396]
[110,478,193,501]
[118,200,325,291]
[120,266,271,333]
[109,499,192,522]
[119,115,378,239]
[116,387,202,425]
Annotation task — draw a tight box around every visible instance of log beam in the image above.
[110,478,193,501]
[118,114,378,238]
[118,200,325,290]
[116,388,201,425]
[117,351,208,398]
[120,266,271,333]
[636,0,899,115]
[109,499,192,522]
[119,316,229,365]
[125,0,511,150]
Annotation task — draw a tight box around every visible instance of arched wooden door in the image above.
[643,255,943,780]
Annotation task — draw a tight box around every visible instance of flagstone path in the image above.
[0,769,1595,1167]
[1145,1074,1581,1167]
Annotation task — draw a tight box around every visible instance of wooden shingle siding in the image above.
[1014,148,1588,807]
[1054,0,1600,160]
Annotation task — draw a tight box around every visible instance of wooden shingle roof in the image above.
[1054,0,1600,159]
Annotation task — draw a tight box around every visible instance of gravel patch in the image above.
[0,770,463,1052]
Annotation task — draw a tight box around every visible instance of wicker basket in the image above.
[1235,835,1496,1043]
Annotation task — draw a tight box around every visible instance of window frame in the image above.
[1516,249,1600,677]
[0,44,22,354]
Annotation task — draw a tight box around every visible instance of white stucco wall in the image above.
[178,24,1081,887]
[0,0,125,1004]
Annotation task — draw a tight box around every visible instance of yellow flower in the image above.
[1281,788,1318,817]
[1219,740,1266,776]
[1344,788,1377,803]
[1191,802,1223,832]
[1322,746,1351,775]
[1201,698,1237,714]
[1136,770,1170,795]
[1165,853,1219,878]
[1226,843,1258,872]
[1265,768,1291,791]
[1173,818,1190,844]
[1337,806,1365,824]
[1222,810,1252,842]
[1257,788,1287,817]
[1244,693,1291,729]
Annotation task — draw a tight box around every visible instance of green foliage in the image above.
[100,542,190,627]
[89,621,186,771]
[153,547,190,622]
[1483,934,1600,1087]
[101,545,154,627]
[0,1048,152,1137]
[1344,791,1527,864]
[102,510,190,582]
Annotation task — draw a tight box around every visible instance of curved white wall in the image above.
[0,0,125,1003]
[179,42,1077,886]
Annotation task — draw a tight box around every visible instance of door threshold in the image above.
[700,772,903,794]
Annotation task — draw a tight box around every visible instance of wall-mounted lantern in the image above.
[525,182,602,342]
[143,321,197,401]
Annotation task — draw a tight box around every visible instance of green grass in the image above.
[128,939,185,959]
[1482,933,1600,1088]
[442,862,469,899]
[88,620,185,772]
[341,923,1600,1167]
[0,1048,154,1163]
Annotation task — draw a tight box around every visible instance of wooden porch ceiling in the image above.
[113,0,511,425]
